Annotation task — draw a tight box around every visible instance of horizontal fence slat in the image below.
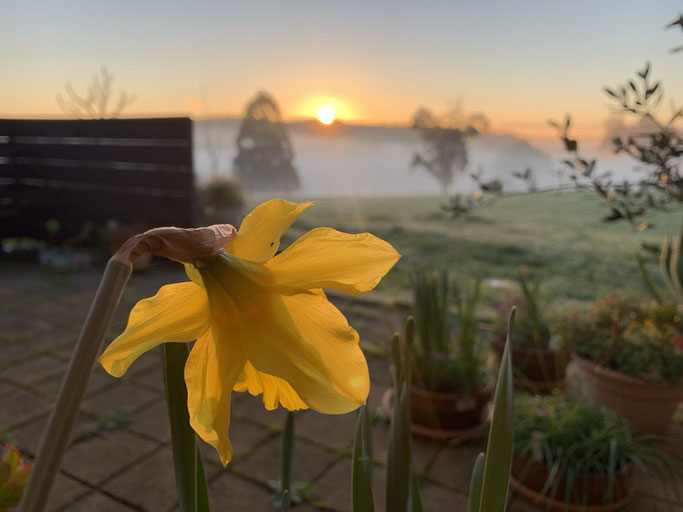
[0,118,192,139]
[0,143,191,166]
[7,136,188,148]
[0,164,192,190]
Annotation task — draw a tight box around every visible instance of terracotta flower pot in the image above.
[510,452,635,511]
[381,386,492,441]
[572,354,683,434]
[491,339,569,393]
[410,384,492,430]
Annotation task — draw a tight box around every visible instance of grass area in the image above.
[274,190,681,310]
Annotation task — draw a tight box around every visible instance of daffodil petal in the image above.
[228,199,314,262]
[241,291,369,414]
[99,282,209,377]
[234,361,308,411]
[266,227,400,295]
[185,326,246,466]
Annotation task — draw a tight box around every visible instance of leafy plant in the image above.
[638,217,683,305]
[559,295,683,385]
[494,269,552,351]
[411,267,487,393]
[0,444,32,511]
[198,177,245,224]
[513,392,682,506]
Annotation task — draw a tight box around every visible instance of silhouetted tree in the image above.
[411,107,487,193]
[56,66,135,119]
[233,91,300,193]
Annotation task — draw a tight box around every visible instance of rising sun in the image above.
[317,106,336,125]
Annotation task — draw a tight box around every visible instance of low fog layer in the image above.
[194,119,635,196]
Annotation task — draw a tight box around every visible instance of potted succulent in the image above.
[491,270,569,392]
[559,295,683,434]
[511,392,679,511]
[389,267,492,439]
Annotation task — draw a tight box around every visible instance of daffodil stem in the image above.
[18,258,132,512]
[162,343,210,512]
[281,411,296,512]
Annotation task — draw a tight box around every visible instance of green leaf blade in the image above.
[467,452,485,512]
[352,405,375,512]
[385,383,411,512]
[478,309,515,512]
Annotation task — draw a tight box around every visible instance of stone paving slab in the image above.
[294,410,357,451]
[0,354,69,385]
[129,359,166,391]
[418,483,469,511]
[7,412,97,458]
[80,379,160,418]
[209,471,279,511]
[103,447,178,511]
[310,457,387,512]
[234,437,337,486]
[0,381,53,429]
[427,443,484,493]
[62,491,138,512]
[231,390,288,426]
[127,401,172,444]
[60,429,160,486]
[45,473,90,512]
[199,416,275,469]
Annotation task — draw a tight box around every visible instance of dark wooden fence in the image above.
[0,117,195,241]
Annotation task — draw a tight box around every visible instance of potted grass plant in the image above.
[393,267,491,439]
[510,392,681,512]
[491,270,569,392]
[559,295,683,434]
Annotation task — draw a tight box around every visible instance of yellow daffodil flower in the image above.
[99,199,400,465]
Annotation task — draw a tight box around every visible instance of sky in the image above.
[2,0,682,140]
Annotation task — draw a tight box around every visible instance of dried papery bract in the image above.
[19,225,236,512]
[113,224,237,265]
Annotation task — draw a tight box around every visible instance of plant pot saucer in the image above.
[509,475,634,512]
[381,388,491,441]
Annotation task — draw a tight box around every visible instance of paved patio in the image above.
[0,262,680,511]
